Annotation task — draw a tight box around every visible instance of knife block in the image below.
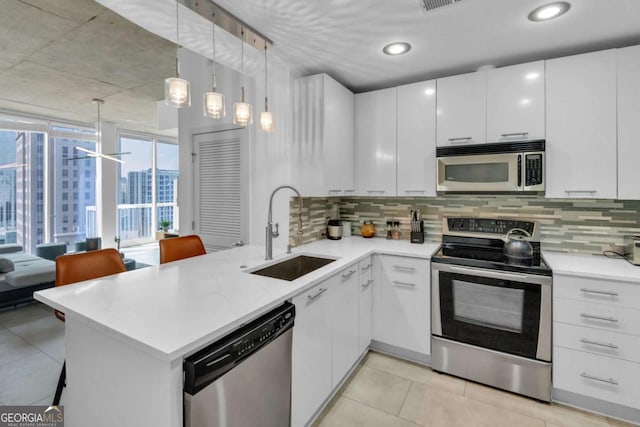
[410,221,424,244]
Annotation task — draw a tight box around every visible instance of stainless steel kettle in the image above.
[502,228,533,260]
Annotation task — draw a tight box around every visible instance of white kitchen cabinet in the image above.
[545,49,617,199]
[374,255,430,355]
[553,273,640,413]
[436,71,486,146]
[617,45,640,200]
[293,73,354,196]
[397,80,437,196]
[358,256,374,354]
[330,263,360,388]
[486,61,545,143]
[291,281,333,427]
[355,87,397,196]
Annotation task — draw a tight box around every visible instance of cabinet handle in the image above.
[580,372,618,386]
[404,190,426,193]
[393,265,416,272]
[448,137,472,142]
[360,264,372,271]
[343,190,355,193]
[307,288,327,302]
[565,190,597,195]
[579,288,619,297]
[579,338,619,349]
[328,189,342,193]
[393,280,416,287]
[580,313,618,323]
[366,190,385,194]
[500,132,529,138]
[361,279,374,289]
[342,270,356,280]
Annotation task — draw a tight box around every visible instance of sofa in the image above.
[0,244,56,309]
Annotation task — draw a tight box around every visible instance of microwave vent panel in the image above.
[416,0,465,14]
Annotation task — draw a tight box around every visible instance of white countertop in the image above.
[543,251,640,283]
[34,237,439,362]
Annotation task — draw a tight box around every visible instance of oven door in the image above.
[431,263,551,361]
[436,152,521,192]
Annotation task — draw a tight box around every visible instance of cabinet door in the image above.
[331,264,360,387]
[377,255,430,355]
[486,61,545,143]
[436,71,486,146]
[355,88,397,196]
[291,282,333,427]
[546,50,617,199]
[358,257,374,354]
[617,45,640,200]
[397,80,437,196]
[324,75,355,195]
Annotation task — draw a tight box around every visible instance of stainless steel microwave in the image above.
[436,141,545,193]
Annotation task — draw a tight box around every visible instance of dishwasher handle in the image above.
[184,302,295,395]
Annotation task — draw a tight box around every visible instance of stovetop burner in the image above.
[431,217,552,276]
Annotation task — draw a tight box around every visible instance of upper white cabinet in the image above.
[617,45,640,200]
[293,74,354,197]
[355,88,397,196]
[545,50,617,199]
[486,61,545,143]
[397,80,437,196]
[436,71,486,146]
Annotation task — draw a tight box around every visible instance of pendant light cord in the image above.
[175,0,180,77]
[212,16,217,91]
[264,46,269,112]
[240,27,245,102]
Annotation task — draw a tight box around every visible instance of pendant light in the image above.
[203,17,225,118]
[164,0,191,108]
[233,27,252,127]
[259,45,274,132]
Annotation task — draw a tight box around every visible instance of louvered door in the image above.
[193,130,246,252]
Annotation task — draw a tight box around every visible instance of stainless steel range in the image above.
[431,217,552,402]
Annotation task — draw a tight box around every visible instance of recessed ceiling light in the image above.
[383,42,411,56]
[528,2,571,22]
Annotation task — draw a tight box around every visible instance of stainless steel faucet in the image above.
[266,185,303,260]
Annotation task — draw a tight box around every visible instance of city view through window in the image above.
[0,123,178,254]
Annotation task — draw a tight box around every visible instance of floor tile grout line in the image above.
[340,386,410,419]
[5,321,65,366]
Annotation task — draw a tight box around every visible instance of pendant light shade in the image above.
[233,27,252,127]
[259,45,274,133]
[203,19,225,118]
[164,0,191,108]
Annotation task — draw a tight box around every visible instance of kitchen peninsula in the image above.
[34,239,439,427]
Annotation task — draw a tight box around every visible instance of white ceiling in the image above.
[106,0,640,93]
[2,0,640,132]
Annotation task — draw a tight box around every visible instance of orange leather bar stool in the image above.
[53,248,126,405]
[159,235,206,264]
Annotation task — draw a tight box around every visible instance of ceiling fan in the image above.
[64,146,131,164]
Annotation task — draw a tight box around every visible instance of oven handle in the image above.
[434,263,551,286]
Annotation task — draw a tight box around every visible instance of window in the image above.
[118,136,178,244]
[62,169,68,177]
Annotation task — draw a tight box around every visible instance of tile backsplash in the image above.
[289,195,640,255]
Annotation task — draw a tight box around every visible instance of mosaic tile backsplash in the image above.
[289,195,640,255]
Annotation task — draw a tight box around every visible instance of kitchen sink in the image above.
[249,255,336,281]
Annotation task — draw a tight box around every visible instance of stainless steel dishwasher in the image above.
[183,302,295,427]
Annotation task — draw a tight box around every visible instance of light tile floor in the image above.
[313,351,639,427]
[1,302,638,427]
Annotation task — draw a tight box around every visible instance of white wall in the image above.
[177,47,294,250]
[98,121,118,249]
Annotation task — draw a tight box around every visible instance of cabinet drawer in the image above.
[554,275,640,309]
[554,322,640,363]
[554,297,640,336]
[553,346,640,409]
[379,255,429,285]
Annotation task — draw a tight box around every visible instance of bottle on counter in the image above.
[386,221,393,239]
[392,221,401,240]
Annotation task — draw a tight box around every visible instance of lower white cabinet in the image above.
[291,281,333,427]
[331,263,360,388]
[373,254,430,355]
[291,262,360,427]
[358,256,374,354]
[553,273,640,412]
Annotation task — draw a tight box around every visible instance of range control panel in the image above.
[447,218,536,235]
